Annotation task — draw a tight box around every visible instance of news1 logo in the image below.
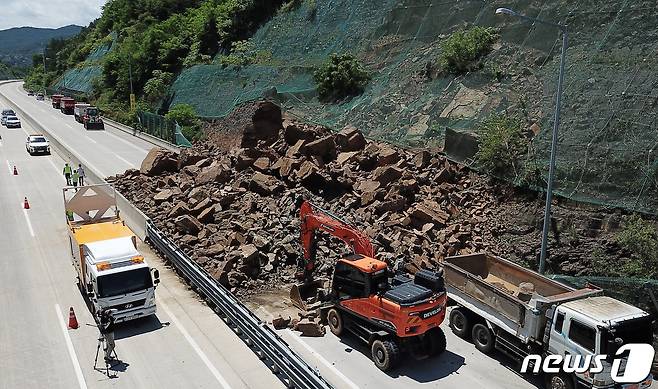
[521,344,655,383]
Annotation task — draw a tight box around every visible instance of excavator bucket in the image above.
[289,280,323,311]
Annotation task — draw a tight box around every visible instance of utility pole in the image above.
[495,8,569,274]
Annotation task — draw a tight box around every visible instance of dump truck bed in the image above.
[444,253,601,343]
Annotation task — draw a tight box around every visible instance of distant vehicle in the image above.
[36,93,45,101]
[2,108,16,125]
[5,116,21,128]
[83,106,104,130]
[60,97,75,114]
[74,103,90,122]
[25,134,51,155]
[27,90,35,96]
[51,94,64,109]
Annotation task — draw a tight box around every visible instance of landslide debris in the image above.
[108,101,647,297]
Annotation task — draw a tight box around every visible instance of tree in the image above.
[143,70,173,106]
[313,53,371,102]
[165,103,203,141]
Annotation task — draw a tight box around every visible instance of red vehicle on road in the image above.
[60,97,75,114]
[51,94,64,109]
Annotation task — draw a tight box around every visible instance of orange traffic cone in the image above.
[23,197,30,209]
[68,307,79,329]
[13,166,17,175]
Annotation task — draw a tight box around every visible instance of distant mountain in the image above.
[0,25,82,67]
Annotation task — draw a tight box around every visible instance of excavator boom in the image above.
[299,200,374,279]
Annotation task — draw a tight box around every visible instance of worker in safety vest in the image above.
[66,209,74,221]
[77,164,85,186]
[72,170,79,189]
[63,163,72,185]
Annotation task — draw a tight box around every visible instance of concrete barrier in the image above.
[0,84,149,240]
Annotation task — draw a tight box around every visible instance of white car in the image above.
[5,116,21,128]
[25,135,50,155]
[1,109,15,125]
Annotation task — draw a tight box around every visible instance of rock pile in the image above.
[109,100,637,296]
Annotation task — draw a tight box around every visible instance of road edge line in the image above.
[54,303,88,389]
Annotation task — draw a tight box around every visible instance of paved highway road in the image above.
[0,81,283,389]
[0,79,552,389]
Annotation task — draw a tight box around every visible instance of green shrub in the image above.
[165,103,204,141]
[439,26,498,74]
[615,214,658,278]
[475,113,527,176]
[314,53,371,102]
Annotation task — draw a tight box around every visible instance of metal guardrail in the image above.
[0,80,333,389]
[146,221,333,389]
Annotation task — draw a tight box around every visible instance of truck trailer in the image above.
[51,94,64,109]
[60,97,75,114]
[64,184,160,322]
[444,253,653,389]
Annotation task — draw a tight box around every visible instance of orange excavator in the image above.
[291,200,448,371]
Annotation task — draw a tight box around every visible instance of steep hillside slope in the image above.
[170,0,658,214]
[0,25,82,67]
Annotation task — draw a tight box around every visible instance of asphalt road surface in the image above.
[0,81,283,389]
[6,80,645,389]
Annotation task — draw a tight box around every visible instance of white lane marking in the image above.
[115,154,133,166]
[85,136,98,144]
[0,139,3,147]
[157,298,232,389]
[104,130,150,153]
[5,159,11,173]
[285,329,361,389]
[21,205,35,237]
[54,304,88,389]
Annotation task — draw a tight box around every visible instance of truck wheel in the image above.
[327,308,343,336]
[371,339,399,371]
[545,373,574,389]
[471,323,495,354]
[427,327,447,356]
[449,308,471,338]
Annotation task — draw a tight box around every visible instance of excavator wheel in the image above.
[427,327,447,357]
[371,339,400,371]
[327,308,343,336]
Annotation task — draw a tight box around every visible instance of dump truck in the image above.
[64,184,160,322]
[60,97,75,114]
[51,94,64,109]
[444,253,653,389]
[74,103,90,122]
[83,106,104,130]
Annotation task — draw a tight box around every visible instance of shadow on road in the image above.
[115,315,170,340]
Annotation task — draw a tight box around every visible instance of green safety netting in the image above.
[53,37,114,94]
[169,0,658,214]
[136,110,192,147]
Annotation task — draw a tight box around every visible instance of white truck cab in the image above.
[547,296,654,389]
[83,236,158,322]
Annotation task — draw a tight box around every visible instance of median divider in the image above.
[0,82,334,389]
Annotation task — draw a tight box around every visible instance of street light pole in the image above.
[495,8,568,274]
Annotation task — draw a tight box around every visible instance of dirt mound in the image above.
[109,101,641,295]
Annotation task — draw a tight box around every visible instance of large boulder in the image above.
[175,215,203,234]
[335,126,366,152]
[241,101,283,148]
[141,147,178,176]
[196,163,231,185]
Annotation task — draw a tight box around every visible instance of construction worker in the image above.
[66,209,74,221]
[98,309,117,363]
[72,170,79,189]
[77,164,85,186]
[63,163,72,185]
